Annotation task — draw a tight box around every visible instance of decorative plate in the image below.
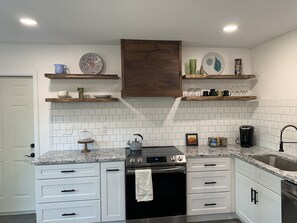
[79,53,104,75]
[202,52,225,75]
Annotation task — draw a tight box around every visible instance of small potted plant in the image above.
[77,87,85,98]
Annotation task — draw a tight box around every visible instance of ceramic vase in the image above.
[189,59,197,75]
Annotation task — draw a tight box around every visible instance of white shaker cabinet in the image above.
[35,163,101,223]
[187,157,232,216]
[235,159,281,223]
[100,161,125,222]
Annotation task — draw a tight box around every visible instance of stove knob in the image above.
[177,156,183,161]
[170,156,176,162]
[137,158,143,163]
[130,158,135,163]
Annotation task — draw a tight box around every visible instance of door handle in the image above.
[254,190,258,204]
[251,188,254,202]
[25,153,35,158]
[107,169,120,172]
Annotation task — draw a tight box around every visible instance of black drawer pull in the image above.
[205,181,217,185]
[62,212,76,216]
[251,188,254,202]
[254,190,258,204]
[61,170,75,173]
[204,164,216,167]
[107,169,120,172]
[61,189,76,193]
[204,203,217,206]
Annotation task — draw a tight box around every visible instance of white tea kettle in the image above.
[127,134,143,151]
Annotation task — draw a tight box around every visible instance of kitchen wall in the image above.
[252,29,297,156]
[0,43,252,154]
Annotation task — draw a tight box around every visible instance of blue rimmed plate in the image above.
[202,52,225,75]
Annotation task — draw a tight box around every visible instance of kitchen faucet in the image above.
[279,125,297,152]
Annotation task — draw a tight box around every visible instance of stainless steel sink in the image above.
[250,154,297,171]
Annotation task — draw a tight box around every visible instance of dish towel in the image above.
[135,169,153,202]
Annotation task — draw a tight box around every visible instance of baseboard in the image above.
[0,210,36,216]
[186,212,238,222]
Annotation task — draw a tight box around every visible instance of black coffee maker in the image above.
[239,125,254,148]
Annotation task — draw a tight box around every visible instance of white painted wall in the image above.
[252,29,297,99]
[251,29,297,156]
[0,43,252,155]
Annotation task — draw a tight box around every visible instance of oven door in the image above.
[126,166,186,221]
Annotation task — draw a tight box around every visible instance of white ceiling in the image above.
[1,0,297,48]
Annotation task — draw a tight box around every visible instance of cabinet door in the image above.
[259,184,281,223]
[101,162,125,222]
[236,172,259,223]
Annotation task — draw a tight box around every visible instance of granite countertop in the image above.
[34,144,297,185]
[177,144,297,185]
[34,148,126,165]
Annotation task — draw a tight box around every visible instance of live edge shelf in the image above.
[45,98,119,102]
[44,73,119,79]
[181,96,257,101]
[182,74,256,79]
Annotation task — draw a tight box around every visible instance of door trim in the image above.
[0,70,40,157]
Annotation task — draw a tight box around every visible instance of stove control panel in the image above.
[126,154,186,167]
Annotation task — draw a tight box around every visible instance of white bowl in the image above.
[57,91,69,98]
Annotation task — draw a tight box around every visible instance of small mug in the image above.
[222,90,231,96]
[209,89,217,96]
[202,90,209,96]
[54,64,69,74]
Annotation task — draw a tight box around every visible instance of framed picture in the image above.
[185,133,198,146]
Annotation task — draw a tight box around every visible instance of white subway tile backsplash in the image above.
[49,98,297,157]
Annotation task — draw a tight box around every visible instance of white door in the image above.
[0,76,35,213]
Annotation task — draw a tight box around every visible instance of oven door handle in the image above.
[126,166,186,175]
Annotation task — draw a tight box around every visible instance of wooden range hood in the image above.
[121,39,183,97]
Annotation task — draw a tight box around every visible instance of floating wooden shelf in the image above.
[45,98,119,102]
[44,73,119,79]
[182,74,256,79]
[181,96,257,101]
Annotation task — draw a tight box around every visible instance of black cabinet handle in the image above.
[205,181,217,185]
[107,169,120,172]
[61,170,75,173]
[62,212,76,216]
[251,188,254,202]
[204,164,217,167]
[254,190,258,204]
[204,203,217,206]
[61,189,75,193]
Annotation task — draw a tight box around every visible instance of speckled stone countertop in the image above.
[177,144,297,185]
[34,145,297,185]
[34,148,126,165]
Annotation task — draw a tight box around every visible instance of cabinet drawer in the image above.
[36,177,100,203]
[235,158,256,181]
[36,200,100,223]
[35,163,100,179]
[187,158,230,172]
[187,171,230,193]
[187,192,231,216]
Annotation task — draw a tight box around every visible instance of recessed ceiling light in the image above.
[19,18,38,26]
[223,25,238,33]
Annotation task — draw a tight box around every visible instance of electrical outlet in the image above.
[64,126,73,135]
